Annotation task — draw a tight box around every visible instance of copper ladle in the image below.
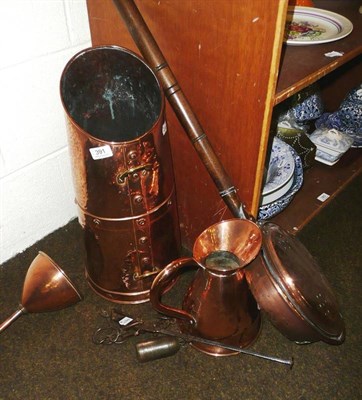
[0,252,82,333]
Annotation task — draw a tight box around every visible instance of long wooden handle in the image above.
[112,0,251,220]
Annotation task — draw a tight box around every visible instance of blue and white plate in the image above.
[258,148,303,220]
[261,137,295,206]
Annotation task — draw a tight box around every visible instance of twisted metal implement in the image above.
[93,309,294,368]
[92,309,144,344]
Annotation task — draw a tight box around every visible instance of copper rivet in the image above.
[137,218,146,226]
[134,195,143,204]
[128,151,137,160]
[139,236,148,245]
[141,257,150,265]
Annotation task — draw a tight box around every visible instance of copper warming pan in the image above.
[112,0,345,345]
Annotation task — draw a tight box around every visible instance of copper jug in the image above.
[150,219,262,356]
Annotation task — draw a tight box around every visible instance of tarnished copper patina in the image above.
[60,46,180,304]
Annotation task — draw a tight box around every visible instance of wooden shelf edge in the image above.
[273,47,362,105]
[270,149,362,234]
[273,0,362,105]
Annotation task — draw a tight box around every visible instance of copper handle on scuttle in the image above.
[116,163,154,184]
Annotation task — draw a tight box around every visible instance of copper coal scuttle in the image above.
[60,45,181,304]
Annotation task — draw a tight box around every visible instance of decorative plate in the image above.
[258,148,303,220]
[261,172,295,206]
[262,137,295,197]
[285,7,353,46]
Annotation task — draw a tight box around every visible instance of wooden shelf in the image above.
[271,149,362,233]
[275,0,362,105]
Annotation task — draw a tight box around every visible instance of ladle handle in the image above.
[0,306,26,333]
[112,0,251,221]
[150,257,197,325]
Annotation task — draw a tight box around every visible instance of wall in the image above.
[0,0,91,264]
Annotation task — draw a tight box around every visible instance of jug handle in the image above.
[150,257,197,325]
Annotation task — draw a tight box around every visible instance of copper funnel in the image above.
[0,252,82,333]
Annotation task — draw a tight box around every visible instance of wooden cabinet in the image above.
[86,0,362,249]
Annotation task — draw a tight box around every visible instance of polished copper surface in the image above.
[245,223,345,345]
[0,252,82,333]
[21,252,82,313]
[150,219,262,356]
[60,46,180,303]
[192,219,263,270]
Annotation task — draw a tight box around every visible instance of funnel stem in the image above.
[0,306,26,333]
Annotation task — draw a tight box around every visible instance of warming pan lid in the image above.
[246,222,345,344]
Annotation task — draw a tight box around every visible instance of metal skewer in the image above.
[144,327,294,368]
[93,310,294,368]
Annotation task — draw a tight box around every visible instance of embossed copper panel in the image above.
[60,46,180,303]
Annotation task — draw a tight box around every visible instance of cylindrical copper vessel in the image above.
[60,46,180,303]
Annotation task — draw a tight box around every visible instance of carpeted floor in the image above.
[0,174,361,400]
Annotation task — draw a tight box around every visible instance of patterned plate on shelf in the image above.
[258,147,303,220]
[261,137,295,206]
[285,7,353,46]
